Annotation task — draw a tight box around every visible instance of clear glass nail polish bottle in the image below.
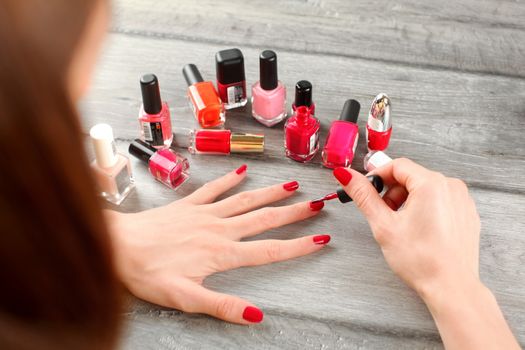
[90,124,135,205]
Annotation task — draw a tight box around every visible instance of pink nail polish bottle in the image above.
[284,106,320,162]
[321,99,361,169]
[129,139,190,190]
[251,50,287,127]
[138,74,173,149]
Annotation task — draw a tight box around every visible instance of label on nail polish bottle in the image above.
[142,121,164,146]
[309,132,319,154]
[227,85,243,104]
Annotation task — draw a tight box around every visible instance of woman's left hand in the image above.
[105,165,328,324]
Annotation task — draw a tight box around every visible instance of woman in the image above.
[0,0,519,349]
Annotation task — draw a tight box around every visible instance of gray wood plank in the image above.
[82,34,525,193]
[119,303,443,350]
[94,139,525,348]
[111,0,525,77]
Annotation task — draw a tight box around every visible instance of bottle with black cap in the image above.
[292,80,315,115]
[128,139,190,190]
[215,48,247,109]
[182,64,225,128]
[251,50,287,127]
[138,74,173,148]
[321,99,361,169]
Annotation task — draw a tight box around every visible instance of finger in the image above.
[223,201,323,240]
[382,185,409,211]
[333,167,392,226]
[368,158,433,192]
[228,235,331,269]
[183,164,248,205]
[179,283,264,325]
[206,181,300,218]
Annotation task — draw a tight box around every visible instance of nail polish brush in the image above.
[313,175,384,204]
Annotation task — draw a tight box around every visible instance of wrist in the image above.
[419,271,488,317]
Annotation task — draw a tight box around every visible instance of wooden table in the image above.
[82,1,525,348]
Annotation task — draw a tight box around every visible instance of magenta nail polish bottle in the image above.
[322,99,361,169]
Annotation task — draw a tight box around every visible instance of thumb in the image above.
[333,167,392,226]
[180,283,264,325]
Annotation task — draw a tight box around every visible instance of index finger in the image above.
[369,157,433,192]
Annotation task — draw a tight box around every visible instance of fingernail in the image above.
[313,235,331,245]
[333,167,352,186]
[309,200,325,211]
[236,164,248,175]
[283,181,299,192]
[242,306,264,323]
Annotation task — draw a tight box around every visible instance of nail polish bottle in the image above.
[291,80,315,115]
[366,93,392,151]
[128,139,189,190]
[182,64,225,128]
[364,151,392,172]
[174,128,264,155]
[90,124,135,205]
[215,48,247,110]
[138,74,173,148]
[321,99,361,169]
[284,105,320,162]
[251,50,287,127]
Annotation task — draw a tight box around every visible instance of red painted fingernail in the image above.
[242,306,264,323]
[333,167,352,186]
[313,235,331,245]
[236,164,248,175]
[309,200,325,211]
[283,181,299,192]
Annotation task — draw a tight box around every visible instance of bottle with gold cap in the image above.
[173,128,264,155]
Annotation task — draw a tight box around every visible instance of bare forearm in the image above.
[423,276,520,350]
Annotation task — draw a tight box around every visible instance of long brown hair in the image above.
[0,1,122,349]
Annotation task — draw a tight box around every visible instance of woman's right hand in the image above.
[333,158,480,298]
[332,159,519,350]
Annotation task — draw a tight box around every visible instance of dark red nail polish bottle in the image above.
[284,106,320,162]
[322,99,361,169]
[215,48,247,110]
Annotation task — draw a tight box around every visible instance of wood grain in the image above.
[83,34,525,193]
[80,2,525,348]
[111,0,525,78]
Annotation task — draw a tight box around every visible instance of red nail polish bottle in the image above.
[291,80,315,116]
[138,74,173,148]
[284,105,320,162]
[321,99,361,169]
[366,93,392,151]
[176,129,264,155]
[182,64,225,128]
[129,139,190,190]
[215,48,247,110]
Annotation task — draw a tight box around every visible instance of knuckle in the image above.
[371,220,393,246]
[265,241,283,261]
[214,296,235,319]
[351,183,373,208]
[395,157,412,169]
[258,208,278,229]
[236,191,255,208]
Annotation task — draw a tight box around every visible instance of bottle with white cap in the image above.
[363,150,393,172]
[90,123,135,205]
